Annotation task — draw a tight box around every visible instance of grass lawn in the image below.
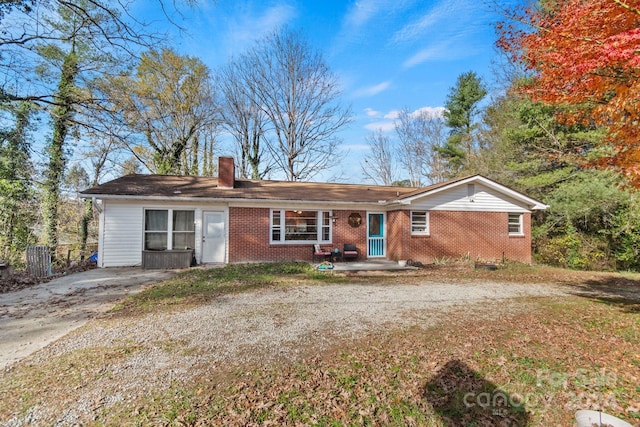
[1,262,639,426]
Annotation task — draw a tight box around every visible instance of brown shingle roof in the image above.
[80,174,422,204]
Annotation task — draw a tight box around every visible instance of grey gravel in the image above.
[3,280,570,426]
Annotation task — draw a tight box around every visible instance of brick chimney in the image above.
[217,156,235,189]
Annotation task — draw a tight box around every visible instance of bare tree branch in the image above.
[239,28,352,181]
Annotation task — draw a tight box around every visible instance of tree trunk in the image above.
[80,198,92,258]
[43,50,78,256]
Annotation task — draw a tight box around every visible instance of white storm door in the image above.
[202,211,225,263]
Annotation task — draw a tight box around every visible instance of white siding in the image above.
[99,199,227,267]
[101,200,143,267]
[411,183,530,213]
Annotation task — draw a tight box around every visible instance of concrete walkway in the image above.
[332,260,417,272]
[0,268,175,370]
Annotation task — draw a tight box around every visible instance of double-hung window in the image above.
[411,211,429,235]
[144,209,195,250]
[172,210,195,249]
[271,210,331,243]
[508,213,523,235]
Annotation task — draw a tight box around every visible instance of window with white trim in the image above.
[270,210,332,243]
[411,211,429,235]
[508,213,523,235]
[172,210,195,249]
[144,209,195,250]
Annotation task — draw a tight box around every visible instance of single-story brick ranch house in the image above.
[80,157,547,268]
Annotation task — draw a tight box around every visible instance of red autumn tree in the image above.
[497,0,640,186]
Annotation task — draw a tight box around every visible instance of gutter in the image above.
[79,193,395,207]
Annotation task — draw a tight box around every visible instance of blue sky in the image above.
[133,0,523,182]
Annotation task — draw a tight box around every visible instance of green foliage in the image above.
[0,102,36,266]
[63,164,89,195]
[612,195,640,269]
[439,71,487,176]
[533,170,640,270]
[108,47,218,175]
[437,134,466,172]
[535,223,608,270]
[391,179,412,187]
[476,87,640,271]
[545,171,628,234]
[42,49,79,252]
[475,92,603,197]
[444,71,487,132]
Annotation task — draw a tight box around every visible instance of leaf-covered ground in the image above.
[1,263,639,426]
[104,298,640,426]
[0,261,96,294]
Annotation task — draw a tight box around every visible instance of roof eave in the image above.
[398,175,548,210]
[80,193,390,206]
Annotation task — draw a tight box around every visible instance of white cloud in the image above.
[343,0,391,30]
[402,40,452,68]
[227,4,298,46]
[261,4,297,27]
[364,107,382,117]
[353,81,392,98]
[364,121,396,132]
[388,0,488,69]
[392,0,474,45]
[391,14,438,44]
[363,105,445,133]
[342,143,371,151]
[411,106,446,118]
[334,0,411,52]
[383,110,400,120]
[403,34,483,68]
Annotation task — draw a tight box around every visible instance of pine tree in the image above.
[439,71,487,176]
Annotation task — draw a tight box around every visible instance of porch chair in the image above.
[313,244,332,263]
[343,244,359,261]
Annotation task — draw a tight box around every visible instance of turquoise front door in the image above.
[367,213,385,257]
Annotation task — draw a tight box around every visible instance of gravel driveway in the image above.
[3,277,571,426]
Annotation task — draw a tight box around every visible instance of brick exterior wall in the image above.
[386,210,532,263]
[332,210,368,259]
[228,207,532,263]
[228,208,368,262]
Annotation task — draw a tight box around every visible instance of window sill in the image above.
[411,233,430,237]
[270,242,332,246]
[508,234,525,238]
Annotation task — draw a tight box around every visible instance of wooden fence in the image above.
[26,246,52,278]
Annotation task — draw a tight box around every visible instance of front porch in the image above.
[331,260,417,272]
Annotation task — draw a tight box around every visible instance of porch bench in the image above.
[142,249,194,269]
